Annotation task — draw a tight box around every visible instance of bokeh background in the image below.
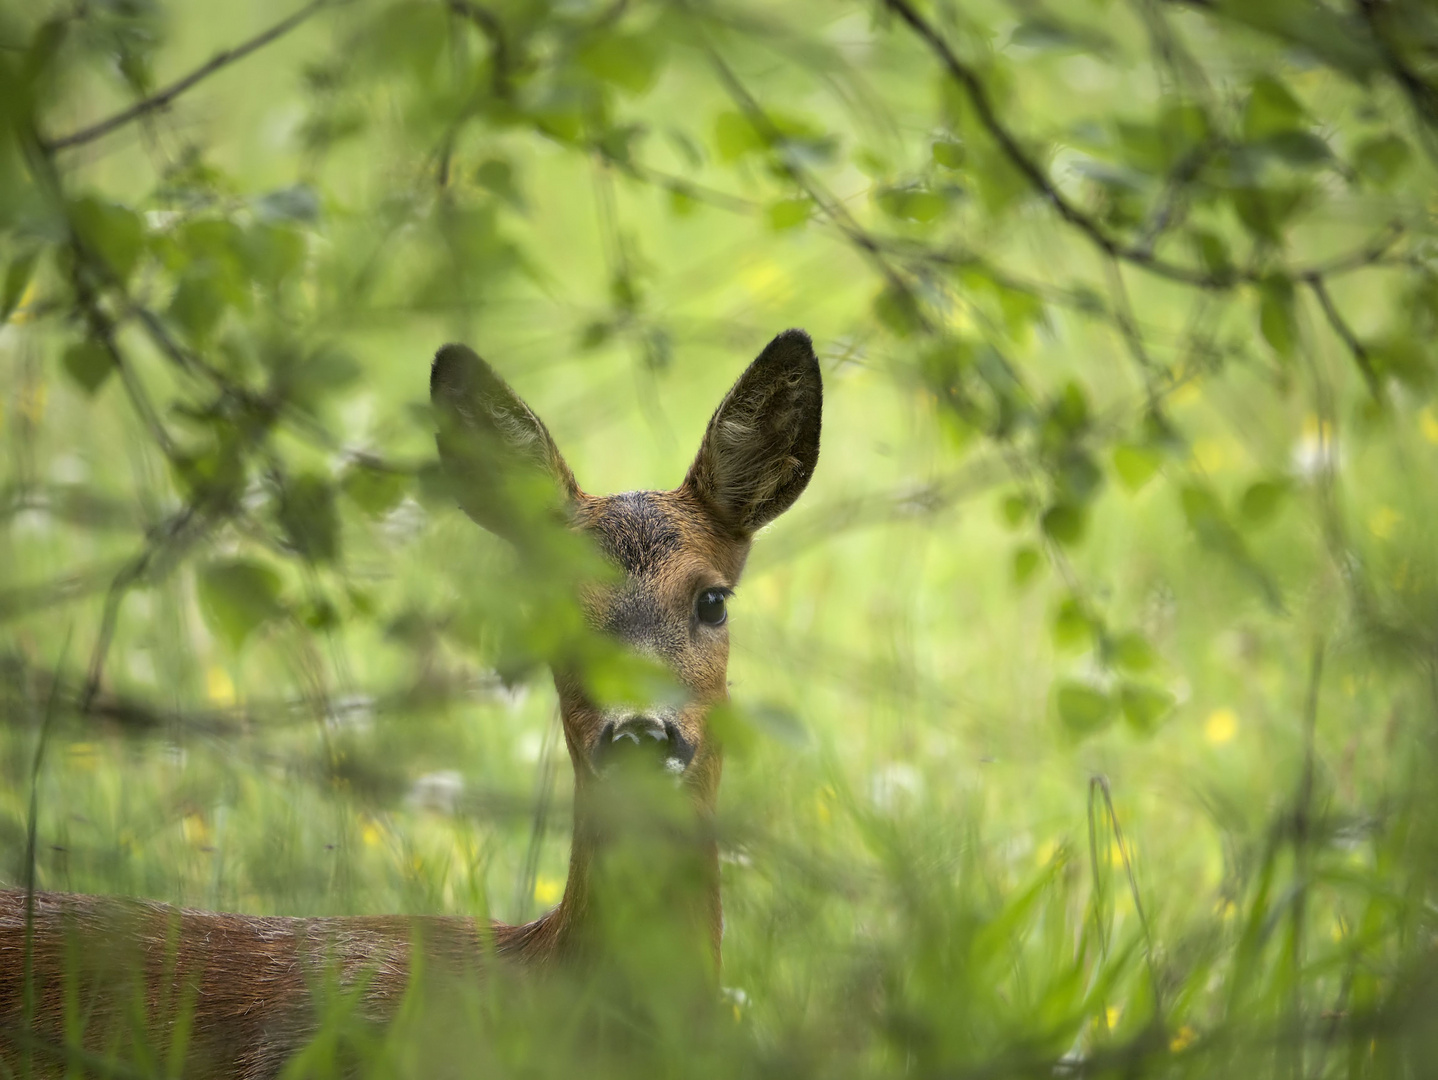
[3,0,1438,1074]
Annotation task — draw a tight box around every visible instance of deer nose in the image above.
[594,717,695,777]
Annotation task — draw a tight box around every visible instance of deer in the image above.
[0,329,823,1079]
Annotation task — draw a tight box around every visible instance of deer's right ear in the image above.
[684,329,822,535]
[431,343,579,538]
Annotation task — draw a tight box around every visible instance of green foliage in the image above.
[60,339,112,394]
[197,559,284,651]
[3,0,1438,1075]
[1056,679,1113,736]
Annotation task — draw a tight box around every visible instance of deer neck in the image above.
[497,755,723,976]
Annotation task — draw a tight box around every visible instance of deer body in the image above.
[0,330,823,1078]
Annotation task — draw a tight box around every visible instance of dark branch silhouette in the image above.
[44,0,336,153]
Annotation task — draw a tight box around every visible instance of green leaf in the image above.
[1040,502,1086,546]
[1190,229,1233,281]
[1112,443,1161,493]
[1000,492,1032,528]
[342,461,407,517]
[1056,681,1114,737]
[996,284,1044,340]
[713,111,764,161]
[747,702,809,748]
[1221,4,1381,81]
[277,472,340,564]
[1181,486,1284,609]
[1243,76,1304,140]
[1052,596,1094,650]
[1161,102,1211,154]
[1011,17,1111,54]
[177,218,245,269]
[2,248,38,322]
[668,188,697,217]
[476,159,525,210]
[579,320,612,350]
[171,441,246,507]
[62,340,113,395]
[1231,184,1307,244]
[1239,478,1289,526]
[932,138,965,169]
[240,223,305,288]
[168,264,228,343]
[302,595,340,632]
[1013,545,1042,588]
[1260,130,1331,167]
[873,285,924,337]
[708,701,758,759]
[1119,682,1173,734]
[69,196,144,283]
[1047,380,1090,435]
[1180,484,1225,533]
[1353,134,1412,190]
[528,85,589,145]
[280,345,362,410]
[577,32,661,96]
[1055,450,1102,504]
[876,186,947,224]
[310,346,363,387]
[1258,274,1296,358]
[1110,631,1157,673]
[1370,336,1432,391]
[198,559,284,652]
[255,185,320,223]
[704,696,816,753]
[598,122,642,167]
[766,197,811,231]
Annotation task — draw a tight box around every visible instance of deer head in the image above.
[430,329,822,965]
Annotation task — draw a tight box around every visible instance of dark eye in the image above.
[696,588,728,627]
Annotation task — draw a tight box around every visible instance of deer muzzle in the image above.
[594,716,696,777]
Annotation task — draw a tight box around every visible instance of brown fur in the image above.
[0,329,822,1078]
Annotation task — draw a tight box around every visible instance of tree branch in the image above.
[1305,275,1381,400]
[446,0,513,100]
[67,250,180,461]
[881,0,1221,287]
[701,39,929,328]
[1353,1,1438,157]
[44,0,335,153]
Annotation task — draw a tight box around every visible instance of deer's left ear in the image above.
[684,329,822,534]
[431,343,579,539]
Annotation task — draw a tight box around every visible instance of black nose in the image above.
[594,717,696,776]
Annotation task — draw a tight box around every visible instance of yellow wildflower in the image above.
[1204,708,1237,745]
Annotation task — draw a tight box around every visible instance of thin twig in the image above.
[79,506,203,713]
[882,0,1407,295]
[45,0,335,153]
[446,0,513,100]
[882,0,1203,286]
[1133,141,1215,256]
[1304,275,1380,400]
[68,252,181,461]
[1353,0,1438,160]
[701,38,928,327]
[594,146,759,216]
[1102,255,1157,381]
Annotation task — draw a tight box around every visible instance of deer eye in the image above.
[695,588,728,627]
